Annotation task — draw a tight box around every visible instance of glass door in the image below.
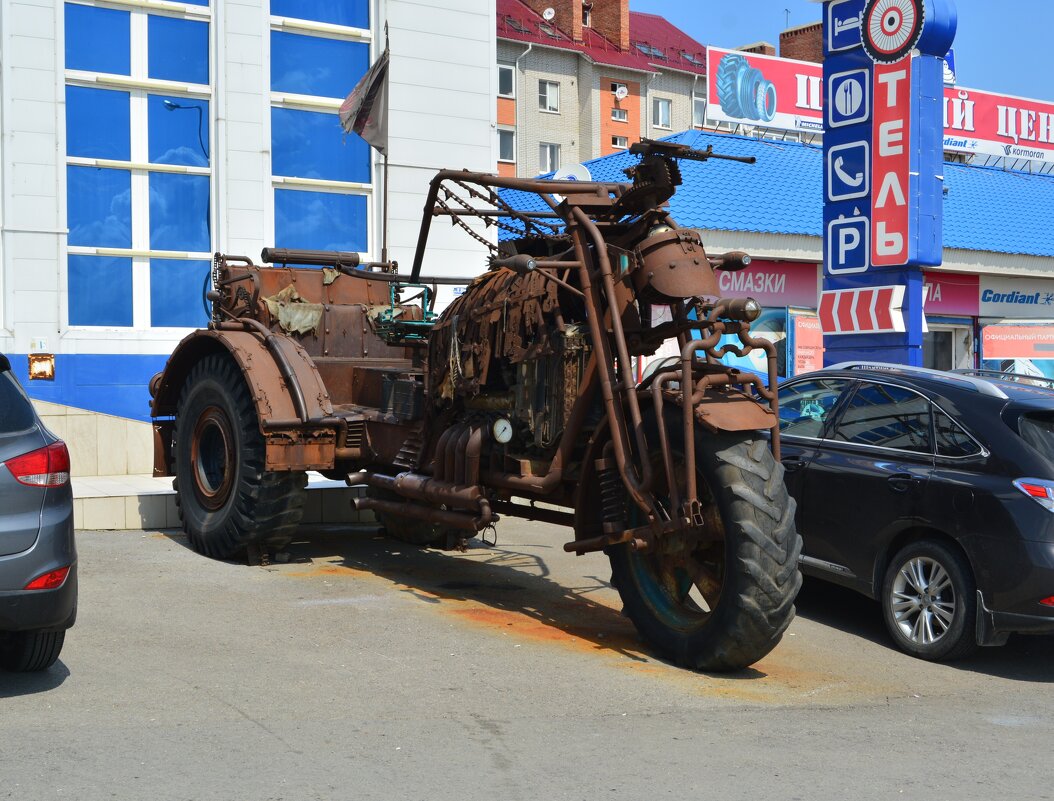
[924,324,974,371]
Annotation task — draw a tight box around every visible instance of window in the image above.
[270,7,371,256]
[653,97,672,129]
[539,80,560,113]
[270,32,370,98]
[498,129,516,162]
[693,94,706,128]
[0,374,35,435]
[64,1,212,330]
[611,135,628,149]
[611,107,628,122]
[274,190,368,252]
[271,0,369,29]
[498,63,515,98]
[610,81,627,94]
[778,379,848,438]
[832,382,932,454]
[150,259,211,328]
[271,107,370,183]
[583,3,592,27]
[935,409,983,458]
[539,143,560,174]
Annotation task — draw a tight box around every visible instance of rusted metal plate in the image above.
[694,389,776,432]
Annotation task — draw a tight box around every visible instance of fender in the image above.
[150,328,337,473]
[693,386,776,433]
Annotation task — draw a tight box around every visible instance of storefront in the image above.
[978,275,1054,380]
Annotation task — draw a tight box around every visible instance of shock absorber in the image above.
[596,456,626,535]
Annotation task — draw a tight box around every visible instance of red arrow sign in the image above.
[819,285,907,334]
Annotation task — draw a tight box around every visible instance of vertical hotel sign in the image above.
[823,0,957,278]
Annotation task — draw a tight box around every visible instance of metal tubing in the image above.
[432,426,457,482]
[354,497,484,532]
[465,426,483,487]
[453,426,472,486]
[570,206,654,516]
[649,372,682,517]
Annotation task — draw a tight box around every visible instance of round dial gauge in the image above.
[492,418,514,444]
[862,0,925,64]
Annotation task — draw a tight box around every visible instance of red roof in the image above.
[496,0,707,76]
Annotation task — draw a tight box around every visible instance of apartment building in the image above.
[496,0,708,177]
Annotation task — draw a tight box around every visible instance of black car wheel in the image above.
[0,629,65,672]
[881,540,978,661]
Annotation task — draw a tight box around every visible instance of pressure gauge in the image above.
[492,418,514,444]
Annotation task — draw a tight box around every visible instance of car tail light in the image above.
[1041,597,1054,608]
[2,441,71,487]
[1013,478,1054,512]
[24,566,70,590]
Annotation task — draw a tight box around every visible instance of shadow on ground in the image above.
[0,660,69,697]
[794,578,1054,682]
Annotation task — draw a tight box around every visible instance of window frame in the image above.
[498,62,515,98]
[538,79,560,113]
[777,378,852,442]
[611,135,629,150]
[653,96,672,129]
[539,142,560,174]
[693,93,706,128]
[63,1,214,335]
[611,107,628,123]
[498,128,516,163]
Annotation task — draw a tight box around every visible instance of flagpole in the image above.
[382,152,389,265]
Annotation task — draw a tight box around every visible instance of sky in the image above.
[629,0,1053,101]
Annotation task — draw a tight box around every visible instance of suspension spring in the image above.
[597,458,626,534]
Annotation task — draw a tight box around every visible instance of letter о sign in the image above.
[822,0,957,275]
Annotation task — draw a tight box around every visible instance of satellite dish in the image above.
[550,164,593,203]
[552,164,592,183]
[542,7,556,20]
[614,85,629,101]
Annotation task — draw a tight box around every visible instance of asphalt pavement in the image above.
[2,521,1052,801]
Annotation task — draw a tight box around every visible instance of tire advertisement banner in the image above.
[981,324,1054,381]
[707,47,1054,166]
[705,47,824,134]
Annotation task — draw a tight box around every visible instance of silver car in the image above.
[0,353,76,671]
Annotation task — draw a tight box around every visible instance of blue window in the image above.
[67,166,132,248]
[274,190,367,252]
[148,16,209,85]
[150,259,211,327]
[149,173,210,252]
[65,4,130,76]
[270,32,369,98]
[271,107,369,183]
[149,95,209,167]
[68,255,133,327]
[271,0,369,29]
[66,86,131,160]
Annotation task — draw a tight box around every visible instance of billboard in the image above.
[705,47,823,133]
[706,46,1054,165]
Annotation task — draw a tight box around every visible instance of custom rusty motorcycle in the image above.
[150,139,801,670]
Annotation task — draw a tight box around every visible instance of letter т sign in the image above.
[822,0,957,274]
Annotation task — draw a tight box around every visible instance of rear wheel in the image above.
[881,540,977,661]
[606,427,801,671]
[0,629,65,672]
[174,353,307,560]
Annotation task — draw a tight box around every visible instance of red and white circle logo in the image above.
[862,0,925,63]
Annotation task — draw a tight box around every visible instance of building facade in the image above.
[0,0,495,474]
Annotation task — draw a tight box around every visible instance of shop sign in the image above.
[705,47,824,133]
[979,276,1054,319]
[981,325,1054,360]
[944,87,1054,163]
[715,260,818,308]
[923,272,978,316]
[794,316,825,374]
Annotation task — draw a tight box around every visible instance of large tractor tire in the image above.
[601,421,801,671]
[173,353,307,560]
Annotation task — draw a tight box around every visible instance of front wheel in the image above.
[174,353,307,560]
[608,429,802,671]
[881,540,978,661]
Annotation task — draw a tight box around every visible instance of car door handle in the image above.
[781,457,803,474]
[887,474,918,493]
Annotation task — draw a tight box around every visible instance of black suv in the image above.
[777,363,1054,661]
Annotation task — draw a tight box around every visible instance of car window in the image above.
[1019,414,1054,463]
[934,409,982,458]
[777,379,848,438]
[0,372,36,435]
[831,381,932,454]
